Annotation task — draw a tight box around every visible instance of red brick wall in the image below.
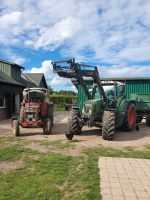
[0,108,8,120]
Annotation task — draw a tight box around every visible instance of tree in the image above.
[48,85,53,94]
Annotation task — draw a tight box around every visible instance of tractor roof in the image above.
[72,77,150,88]
[23,88,48,97]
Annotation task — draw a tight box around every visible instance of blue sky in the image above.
[0,0,150,91]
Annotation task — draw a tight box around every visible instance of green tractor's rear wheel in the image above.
[102,111,115,140]
[12,120,20,136]
[66,110,81,140]
[146,114,150,127]
[123,103,136,131]
[43,118,52,134]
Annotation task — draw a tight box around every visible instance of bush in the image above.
[49,94,77,108]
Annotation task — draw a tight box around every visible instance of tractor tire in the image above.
[12,120,20,136]
[136,115,143,124]
[68,110,82,135]
[122,103,136,131]
[43,118,52,134]
[66,110,81,140]
[47,108,54,126]
[102,111,115,140]
[146,114,150,127]
[20,107,24,122]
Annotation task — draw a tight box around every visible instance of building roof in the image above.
[21,73,38,87]
[0,59,25,70]
[24,73,48,88]
[25,73,44,85]
[0,70,25,87]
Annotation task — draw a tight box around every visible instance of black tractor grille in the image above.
[84,105,90,113]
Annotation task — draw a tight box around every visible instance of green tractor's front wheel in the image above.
[102,111,115,140]
[66,110,82,140]
[123,103,136,131]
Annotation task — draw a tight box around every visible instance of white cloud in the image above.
[35,17,82,49]
[0,11,22,29]
[100,64,150,77]
[0,0,150,79]
[2,49,26,65]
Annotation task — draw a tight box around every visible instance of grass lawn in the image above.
[0,136,150,200]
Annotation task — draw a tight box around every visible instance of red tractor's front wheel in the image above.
[123,103,136,131]
[43,119,52,135]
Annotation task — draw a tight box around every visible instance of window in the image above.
[0,96,5,108]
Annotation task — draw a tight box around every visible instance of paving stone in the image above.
[101,188,112,195]
[109,177,120,183]
[99,157,150,200]
[122,189,136,197]
[101,181,111,189]
[110,182,121,189]
[102,194,113,200]
[112,195,125,200]
[135,191,149,198]
[125,197,137,200]
[111,188,123,196]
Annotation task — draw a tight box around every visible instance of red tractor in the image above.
[12,88,53,136]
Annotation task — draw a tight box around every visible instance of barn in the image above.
[0,59,48,120]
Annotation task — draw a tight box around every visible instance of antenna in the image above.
[28,82,30,106]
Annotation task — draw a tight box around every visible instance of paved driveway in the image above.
[99,157,150,200]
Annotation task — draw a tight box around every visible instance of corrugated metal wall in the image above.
[0,62,11,76]
[78,80,150,110]
[11,66,22,81]
[125,81,150,98]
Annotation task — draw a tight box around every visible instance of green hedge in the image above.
[49,94,77,107]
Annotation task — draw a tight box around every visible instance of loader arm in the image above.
[51,58,107,102]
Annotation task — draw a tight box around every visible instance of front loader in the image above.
[52,58,137,140]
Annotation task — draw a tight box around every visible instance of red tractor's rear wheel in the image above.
[43,119,52,134]
[123,103,136,131]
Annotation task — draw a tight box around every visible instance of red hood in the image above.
[24,102,40,109]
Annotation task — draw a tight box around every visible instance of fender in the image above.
[115,100,136,126]
[11,117,18,127]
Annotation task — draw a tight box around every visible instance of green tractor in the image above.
[52,59,150,140]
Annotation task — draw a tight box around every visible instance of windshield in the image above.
[24,91,45,103]
[94,85,115,99]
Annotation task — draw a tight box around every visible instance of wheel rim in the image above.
[13,127,16,135]
[44,124,48,132]
[128,107,135,126]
